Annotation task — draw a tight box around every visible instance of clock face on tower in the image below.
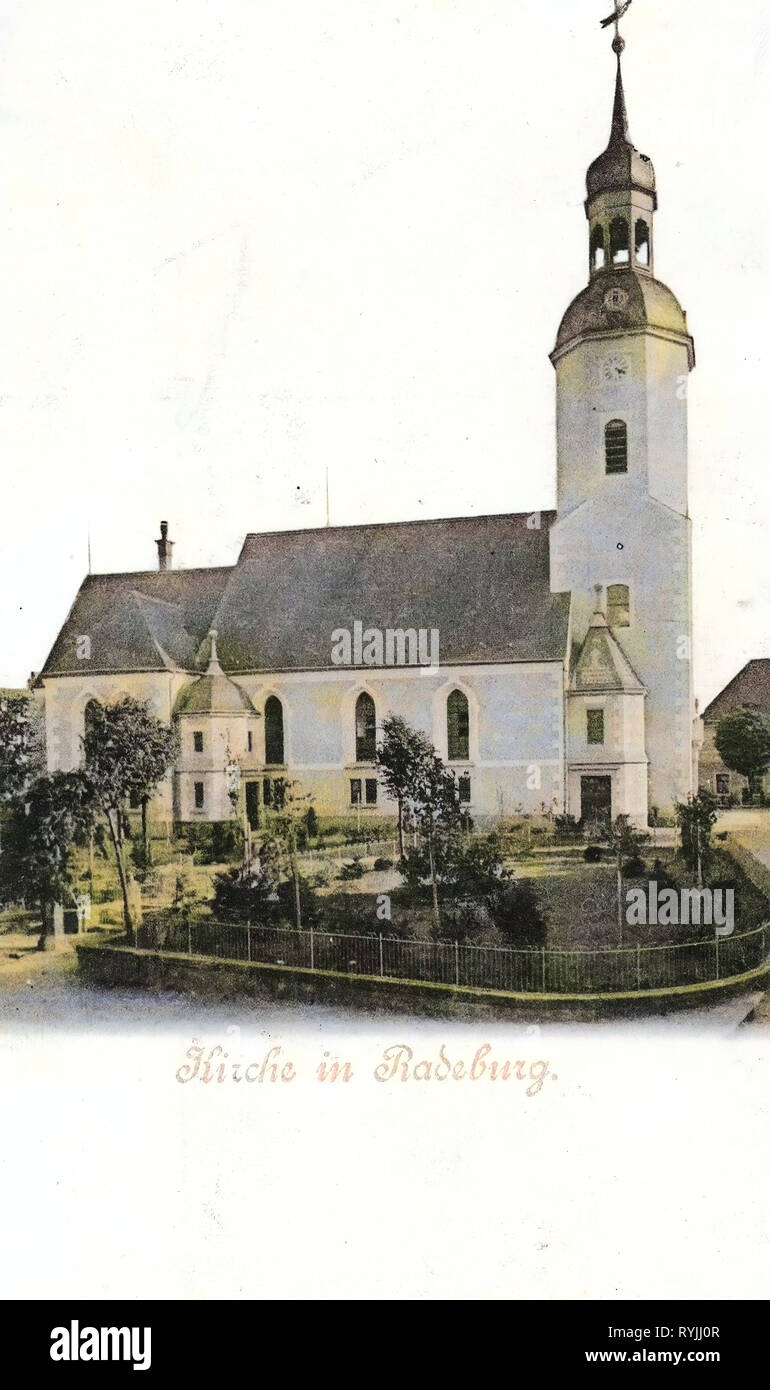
[602,352,630,383]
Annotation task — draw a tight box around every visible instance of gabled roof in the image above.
[702,659,770,723]
[209,512,571,671]
[39,568,232,677]
[39,513,572,679]
[572,609,645,693]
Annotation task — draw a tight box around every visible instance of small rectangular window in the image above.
[587,709,605,745]
[193,731,204,753]
[365,778,378,806]
[607,584,630,627]
[350,778,362,806]
[458,773,471,804]
[194,781,205,809]
[247,730,253,753]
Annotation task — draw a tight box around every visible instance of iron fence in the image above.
[133,917,770,996]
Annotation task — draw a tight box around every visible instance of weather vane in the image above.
[600,0,633,54]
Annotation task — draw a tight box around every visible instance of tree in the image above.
[82,698,177,942]
[715,706,770,800]
[0,772,94,948]
[264,779,314,929]
[0,693,42,803]
[377,714,434,860]
[604,815,650,943]
[675,790,718,887]
[404,750,463,931]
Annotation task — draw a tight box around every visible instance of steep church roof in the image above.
[572,607,645,693]
[38,513,571,678]
[209,512,571,671]
[39,567,233,677]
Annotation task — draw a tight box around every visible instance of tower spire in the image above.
[609,48,629,144]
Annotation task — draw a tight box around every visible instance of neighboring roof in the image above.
[209,512,571,671]
[702,660,770,723]
[553,269,694,363]
[39,568,232,677]
[571,609,645,693]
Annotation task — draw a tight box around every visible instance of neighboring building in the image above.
[699,661,770,806]
[34,34,699,832]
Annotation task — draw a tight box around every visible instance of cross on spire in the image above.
[600,1,633,54]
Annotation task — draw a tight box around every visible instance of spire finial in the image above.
[600,1,633,48]
[206,627,224,675]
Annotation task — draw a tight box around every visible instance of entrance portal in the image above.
[580,775,612,832]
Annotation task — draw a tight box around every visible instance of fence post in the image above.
[636,943,641,991]
[247,928,251,964]
[715,935,720,981]
[379,933,384,978]
[541,948,546,992]
[454,940,459,987]
[310,923,315,971]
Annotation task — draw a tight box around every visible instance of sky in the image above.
[0,0,768,706]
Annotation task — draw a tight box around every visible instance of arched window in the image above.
[590,224,605,270]
[635,219,650,267]
[355,692,376,763]
[447,689,470,762]
[605,419,628,474]
[607,584,630,628]
[609,216,629,265]
[264,696,284,765]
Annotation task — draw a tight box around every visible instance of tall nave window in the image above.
[355,692,377,763]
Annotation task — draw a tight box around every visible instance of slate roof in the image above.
[39,568,232,677]
[553,269,694,364]
[701,660,770,724]
[210,513,571,671]
[39,513,572,678]
[572,610,645,693]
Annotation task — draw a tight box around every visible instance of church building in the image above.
[35,33,699,833]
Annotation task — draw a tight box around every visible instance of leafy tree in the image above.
[377,714,435,860]
[264,780,314,929]
[82,698,177,942]
[604,815,651,942]
[714,706,770,798]
[0,693,42,803]
[0,772,94,948]
[675,790,718,887]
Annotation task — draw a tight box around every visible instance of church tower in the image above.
[549,25,696,824]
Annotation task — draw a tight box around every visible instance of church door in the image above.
[580,775,612,831]
[245,780,261,831]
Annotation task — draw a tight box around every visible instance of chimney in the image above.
[156,520,174,571]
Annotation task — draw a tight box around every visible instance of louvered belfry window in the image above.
[605,419,628,474]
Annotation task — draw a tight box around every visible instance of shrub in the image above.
[305,807,319,840]
[211,821,244,863]
[554,814,582,839]
[622,856,647,878]
[584,845,603,863]
[276,875,318,926]
[491,879,546,947]
[373,856,394,871]
[339,857,365,881]
[212,865,278,924]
